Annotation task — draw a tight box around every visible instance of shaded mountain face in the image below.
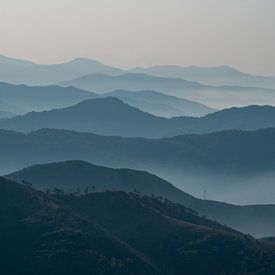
[0,82,97,113]
[0,177,156,275]
[130,65,275,89]
[1,97,275,138]
[1,128,275,205]
[5,160,181,195]
[1,177,275,274]
[0,55,124,85]
[0,97,195,138]
[59,73,203,93]
[0,99,23,114]
[6,160,275,238]
[103,90,216,117]
[0,110,14,118]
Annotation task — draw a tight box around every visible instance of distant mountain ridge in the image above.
[1,54,275,89]
[2,128,275,205]
[130,65,275,89]
[0,82,97,113]
[0,110,14,118]
[103,90,216,117]
[59,72,204,93]
[0,82,215,118]
[0,97,194,137]
[1,97,275,138]
[0,54,124,85]
[59,72,275,108]
[1,54,275,108]
[6,160,275,238]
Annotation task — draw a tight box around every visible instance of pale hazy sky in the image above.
[0,0,274,75]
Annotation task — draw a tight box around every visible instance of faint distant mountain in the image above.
[59,73,203,93]
[6,160,275,238]
[130,65,275,89]
[0,55,124,85]
[0,82,214,118]
[1,98,275,138]
[0,110,14,118]
[2,177,275,274]
[0,82,97,113]
[59,72,275,108]
[2,128,275,206]
[103,90,216,117]
[0,99,24,114]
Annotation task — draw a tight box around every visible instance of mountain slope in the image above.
[1,176,275,274]
[6,160,275,238]
[104,90,216,117]
[0,177,157,275]
[1,128,275,176]
[59,72,275,108]
[0,82,97,113]
[59,73,203,93]
[0,55,124,85]
[0,97,193,137]
[6,160,183,195]
[0,98,24,114]
[1,98,275,138]
[2,128,275,205]
[0,110,14,118]
[130,65,275,89]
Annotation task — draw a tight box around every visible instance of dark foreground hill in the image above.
[1,176,275,275]
[6,160,275,238]
[1,97,275,138]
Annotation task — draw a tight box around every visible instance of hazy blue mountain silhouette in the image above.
[59,73,203,93]
[103,90,216,117]
[0,97,194,137]
[6,160,275,238]
[0,55,124,85]
[0,82,215,118]
[2,128,275,205]
[2,54,275,90]
[0,110,14,118]
[130,65,275,89]
[59,72,275,108]
[0,82,97,113]
[0,98,24,114]
[2,54,275,108]
[1,97,275,138]
[1,127,275,175]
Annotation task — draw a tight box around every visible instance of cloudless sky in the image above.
[0,0,274,75]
